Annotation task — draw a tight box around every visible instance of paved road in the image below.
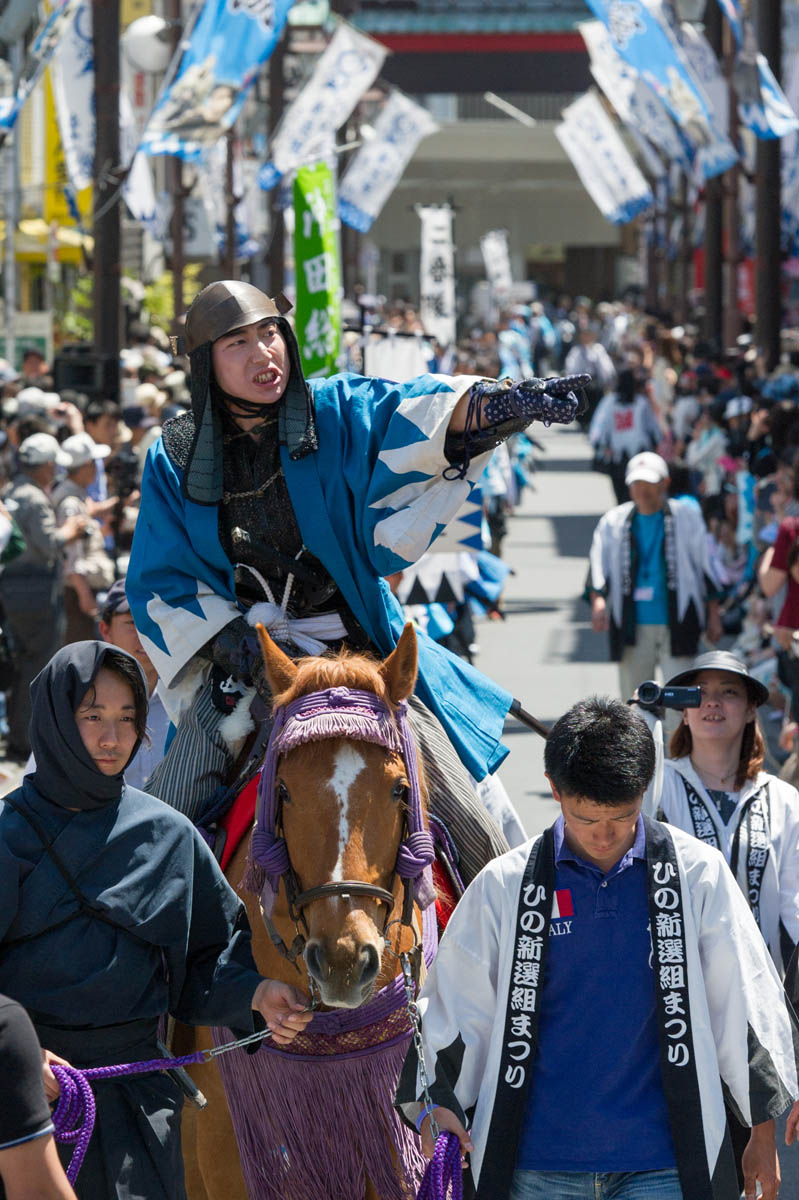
[481,422,618,837]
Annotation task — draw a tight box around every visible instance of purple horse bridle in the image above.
[250,685,436,966]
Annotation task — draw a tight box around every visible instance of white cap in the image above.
[625,451,669,486]
[724,395,753,420]
[18,433,71,468]
[60,432,111,470]
[16,386,62,416]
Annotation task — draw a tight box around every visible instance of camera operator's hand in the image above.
[59,514,90,544]
[86,496,119,519]
[591,594,609,634]
[55,402,84,437]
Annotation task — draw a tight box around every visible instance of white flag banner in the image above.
[678,23,730,148]
[259,23,386,190]
[49,0,157,233]
[199,138,260,261]
[783,49,799,253]
[628,123,667,179]
[48,0,93,189]
[338,91,438,232]
[480,229,513,296]
[556,119,624,224]
[580,20,689,171]
[418,204,456,348]
[558,92,653,224]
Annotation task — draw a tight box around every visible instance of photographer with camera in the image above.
[52,433,115,643]
[639,651,799,1193]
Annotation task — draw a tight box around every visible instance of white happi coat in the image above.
[396,823,798,1197]
[645,757,799,975]
[588,497,713,632]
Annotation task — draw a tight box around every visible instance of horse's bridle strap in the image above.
[292,881,397,914]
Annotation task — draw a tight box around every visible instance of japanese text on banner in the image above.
[418,205,456,349]
[294,162,342,379]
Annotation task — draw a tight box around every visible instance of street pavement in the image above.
[482,421,618,837]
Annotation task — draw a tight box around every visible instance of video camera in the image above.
[635,681,702,711]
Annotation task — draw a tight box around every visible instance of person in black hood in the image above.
[0,641,311,1199]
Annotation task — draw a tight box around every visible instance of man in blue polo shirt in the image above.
[397,698,797,1200]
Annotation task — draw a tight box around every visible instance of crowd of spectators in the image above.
[6,290,799,776]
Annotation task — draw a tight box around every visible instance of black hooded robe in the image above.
[0,643,264,1198]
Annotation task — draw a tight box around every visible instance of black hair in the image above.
[544,696,655,805]
[13,414,52,441]
[668,460,697,498]
[616,367,637,405]
[85,399,122,424]
[82,647,148,742]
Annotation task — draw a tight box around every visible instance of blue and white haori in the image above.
[127,372,512,781]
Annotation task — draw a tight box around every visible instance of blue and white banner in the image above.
[580,20,689,173]
[338,91,437,232]
[584,0,736,179]
[0,0,82,136]
[48,0,93,189]
[140,0,295,162]
[712,0,798,139]
[200,137,261,261]
[557,91,653,225]
[259,23,386,191]
[48,0,157,233]
[782,50,799,253]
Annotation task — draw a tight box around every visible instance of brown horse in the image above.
[179,622,432,1200]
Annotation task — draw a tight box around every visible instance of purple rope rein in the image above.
[417,1132,463,1200]
[51,1052,204,1183]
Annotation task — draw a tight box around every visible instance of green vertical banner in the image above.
[293,162,342,378]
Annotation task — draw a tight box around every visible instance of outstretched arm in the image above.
[444,374,589,476]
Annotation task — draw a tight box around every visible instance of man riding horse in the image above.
[127,281,586,874]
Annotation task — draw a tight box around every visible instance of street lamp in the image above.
[120,16,174,74]
[120,7,187,332]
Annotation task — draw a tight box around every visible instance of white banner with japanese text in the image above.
[418,204,456,349]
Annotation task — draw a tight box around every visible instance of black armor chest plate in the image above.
[217,413,341,618]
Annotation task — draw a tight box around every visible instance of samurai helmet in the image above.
[184,281,294,354]
[178,281,317,507]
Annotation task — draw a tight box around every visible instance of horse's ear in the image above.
[379,622,418,704]
[255,623,298,695]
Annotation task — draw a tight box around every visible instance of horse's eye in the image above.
[277,780,291,804]
[391,781,408,803]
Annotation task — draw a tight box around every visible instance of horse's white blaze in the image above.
[328,745,365,882]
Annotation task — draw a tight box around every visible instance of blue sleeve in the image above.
[127,442,239,684]
[313,372,485,577]
[166,827,262,1030]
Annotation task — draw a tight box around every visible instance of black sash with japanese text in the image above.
[476,828,554,1200]
[681,776,770,928]
[645,816,738,1200]
[729,788,771,928]
[681,778,721,850]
